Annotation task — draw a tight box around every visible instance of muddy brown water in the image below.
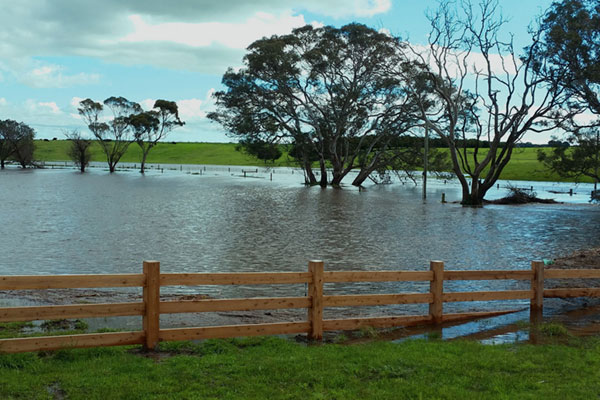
[1,166,599,338]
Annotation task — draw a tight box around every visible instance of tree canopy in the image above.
[129,99,184,173]
[0,119,35,168]
[534,0,600,194]
[209,23,426,187]
[538,0,600,117]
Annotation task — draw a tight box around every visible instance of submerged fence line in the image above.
[0,260,599,353]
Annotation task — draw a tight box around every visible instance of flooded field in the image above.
[1,165,599,335]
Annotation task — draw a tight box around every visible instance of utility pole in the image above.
[423,125,429,199]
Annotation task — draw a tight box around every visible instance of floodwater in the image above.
[1,164,599,334]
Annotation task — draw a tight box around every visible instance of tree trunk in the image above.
[80,162,85,173]
[331,171,344,186]
[304,165,317,185]
[319,160,328,187]
[351,169,372,186]
[140,151,148,174]
[1,159,4,169]
[302,155,317,185]
[461,177,486,206]
[330,160,345,186]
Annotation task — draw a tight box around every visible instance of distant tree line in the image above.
[0,97,184,174]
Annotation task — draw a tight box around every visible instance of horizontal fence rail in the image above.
[0,259,598,353]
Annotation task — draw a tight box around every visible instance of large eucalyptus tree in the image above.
[209,23,421,187]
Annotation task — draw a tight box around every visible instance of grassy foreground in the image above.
[33,140,586,182]
[0,336,599,399]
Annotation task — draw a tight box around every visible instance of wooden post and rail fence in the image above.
[0,260,599,353]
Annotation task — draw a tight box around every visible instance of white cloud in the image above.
[24,99,62,116]
[70,97,85,109]
[354,0,391,17]
[0,0,393,75]
[121,12,307,50]
[38,102,61,114]
[573,111,599,126]
[139,99,155,110]
[0,98,7,106]
[21,64,100,89]
[177,98,205,119]
[139,91,215,120]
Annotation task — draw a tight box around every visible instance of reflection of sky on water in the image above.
[1,166,599,306]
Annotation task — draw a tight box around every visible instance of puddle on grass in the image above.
[383,301,600,345]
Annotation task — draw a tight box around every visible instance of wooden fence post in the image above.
[429,261,444,324]
[143,261,160,351]
[530,260,544,314]
[308,260,324,341]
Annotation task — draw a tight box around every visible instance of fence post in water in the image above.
[530,261,544,316]
[429,261,444,324]
[308,260,324,341]
[569,188,573,196]
[441,193,446,203]
[143,260,160,351]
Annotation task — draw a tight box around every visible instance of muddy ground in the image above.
[548,246,600,289]
[551,247,600,270]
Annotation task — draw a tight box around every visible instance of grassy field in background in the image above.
[0,335,599,399]
[32,140,582,182]
[33,140,293,167]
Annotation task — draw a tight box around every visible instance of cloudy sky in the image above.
[0,0,553,142]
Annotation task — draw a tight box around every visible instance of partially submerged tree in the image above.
[129,100,184,174]
[209,23,423,187]
[402,0,571,205]
[78,97,142,173]
[0,120,15,169]
[369,138,452,185]
[0,119,35,168]
[65,129,92,173]
[534,0,600,194]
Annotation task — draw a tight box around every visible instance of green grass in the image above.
[33,140,294,167]
[32,140,590,182]
[457,147,572,182]
[0,336,599,399]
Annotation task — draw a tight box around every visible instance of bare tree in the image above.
[78,97,141,173]
[402,0,572,205]
[64,129,92,173]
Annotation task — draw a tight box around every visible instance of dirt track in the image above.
[548,247,600,289]
[551,247,600,270]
